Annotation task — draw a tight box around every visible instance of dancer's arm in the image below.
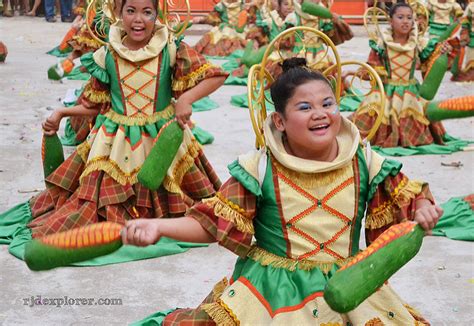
[122,217,216,246]
[42,104,100,135]
[174,75,226,128]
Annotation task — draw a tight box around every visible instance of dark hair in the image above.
[121,0,158,14]
[389,2,412,18]
[270,58,333,114]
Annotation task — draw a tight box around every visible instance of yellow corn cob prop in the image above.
[25,221,123,271]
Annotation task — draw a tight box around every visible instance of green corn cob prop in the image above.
[324,222,424,313]
[137,120,183,191]
[25,221,123,271]
[42,134,65,178]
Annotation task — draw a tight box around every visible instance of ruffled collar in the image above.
[293,0,319,22]
[381,26,419,52]
[270,10,286,28]
[108,20,168,62]
[264,115,360,174]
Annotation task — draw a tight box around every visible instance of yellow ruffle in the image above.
[247,246,352,274]
[374,66,388,77]
[162,139,201,194]
[80,156,140,185]
[83,82,110,104]
[202,300,239,326]
[211,278,229,301]
[366,179,424,229]
[77,141,91,163]
[172,63,215,91]
[103,105,174,126]
[272,157,352,190]
[72,35,103,50]
[203,195,255,235]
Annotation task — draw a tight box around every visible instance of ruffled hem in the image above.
[366,179,424,229]
[203,194,255,234]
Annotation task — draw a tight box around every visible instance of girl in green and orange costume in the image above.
[193,0,249,57]
[0,0,227,248]
[352,3,454,148]
[427,0,463,40]
[124,58,442,325]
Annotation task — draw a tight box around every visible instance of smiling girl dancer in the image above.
[0,0,227,245]
[124,58,441,325]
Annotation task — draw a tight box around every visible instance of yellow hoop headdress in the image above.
[247,26,385,148]
[363,4,389,42]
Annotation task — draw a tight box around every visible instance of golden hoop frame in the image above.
[324,61,386,142]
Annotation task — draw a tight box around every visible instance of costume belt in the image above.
[247,245,352,273]
[103,104,174,126]
[386,78,417,86]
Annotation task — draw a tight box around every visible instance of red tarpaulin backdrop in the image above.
[173,0,367,24]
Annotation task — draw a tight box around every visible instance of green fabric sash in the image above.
[372,135,472,156]
[0,202,207,266]
[191,125,214,145]
[61,118,81,146]
[433,197,474,241]
[204,49,244,61]
[225,74,247,86]
[191,96,219,112]
[46,46,71,58]
[65,66,90,81]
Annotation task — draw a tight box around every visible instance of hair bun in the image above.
[281,58,308,73]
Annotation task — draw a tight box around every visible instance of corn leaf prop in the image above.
[420,23,460,101]
[42,134,65,179]
[137,120,183,191]
[301,0,333,19]
[324,222,424,313]
[426,96,474,121]
[24,221,123,271]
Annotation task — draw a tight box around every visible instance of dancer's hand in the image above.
[42,110,63,136]
[439,41,452,55]
[414,204,443,234]
[122,219,162,246]
[174,98,193,129]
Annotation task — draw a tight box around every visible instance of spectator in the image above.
[44,0,73,22]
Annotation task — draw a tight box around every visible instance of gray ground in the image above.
[0,18,473,325]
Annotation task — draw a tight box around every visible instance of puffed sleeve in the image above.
[187,176,257,258]
[78,47,111,114]
[367,39,388,78]
[418,36,438,63]
[365,155,435,244]
[171,42,229,98]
